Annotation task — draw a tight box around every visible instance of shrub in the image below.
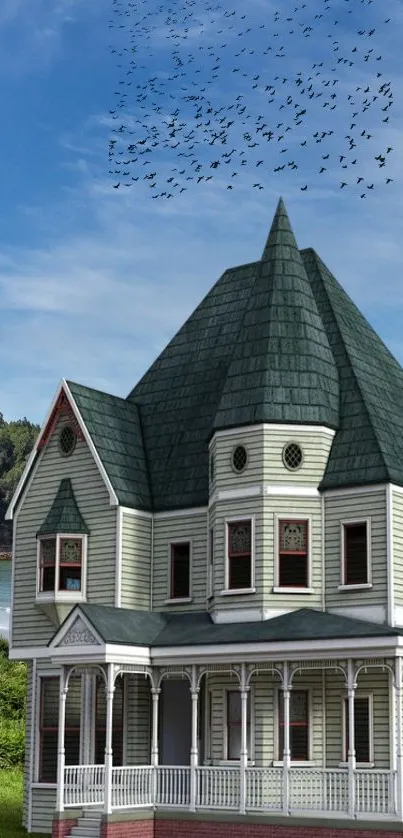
[0,639,26,767]
[0,718,25,768]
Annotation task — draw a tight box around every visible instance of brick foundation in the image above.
[154,822,403,838]
[101,820,154,838]
[52,818,78,838]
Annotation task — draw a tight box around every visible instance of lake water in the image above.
[0,561,11,639]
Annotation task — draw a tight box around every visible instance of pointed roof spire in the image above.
[261,196,299,260]
[37,479,89,536]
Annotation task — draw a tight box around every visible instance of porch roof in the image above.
[54,605,401,649]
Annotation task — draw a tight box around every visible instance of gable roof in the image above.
[37,478,89,535]
[54,605,400,648]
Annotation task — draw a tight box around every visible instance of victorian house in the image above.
[8,199,403,838]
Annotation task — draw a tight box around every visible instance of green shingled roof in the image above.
[60,199,403,508]
[37,479,89,535]
[66,381,151,510]
[57,605,400,648]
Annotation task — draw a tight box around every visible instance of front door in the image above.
[159,679,191,765]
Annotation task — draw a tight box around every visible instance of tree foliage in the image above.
[0,417,39,544]
[0,639,26,768]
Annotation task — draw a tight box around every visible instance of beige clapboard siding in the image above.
[211,427,264,491]
[22,662,33,829]
[152,512,208,610]
[324,490,387,608]
[12,415,116,647]
[31,787,57,833]
[263,496,322,609]
[125,675,151,764]
[262,427,334,486]
[121,513,151,610]
[392,489,403,606]
[207,672,323,766]
[212,498,264,612]
[325,671,390,768]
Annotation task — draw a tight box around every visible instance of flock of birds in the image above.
[107,0,395,199]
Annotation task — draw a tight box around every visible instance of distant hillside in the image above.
[0,416,39,545]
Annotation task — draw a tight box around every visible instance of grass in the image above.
[0,768,48,838]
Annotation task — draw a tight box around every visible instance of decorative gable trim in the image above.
[49,607,103,649]
[6,379,118,520]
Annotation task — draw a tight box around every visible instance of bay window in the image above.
[37,534,86,599]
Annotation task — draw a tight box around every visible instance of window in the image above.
[344,696,372,764]
[95,675,124,765]
[278,520,309,588]
[37,535,86,598]
[38,676,81,783]
[231,445,248,474]
[342,521,370,586]
[225,690,251,760]
[170,542,190,599]
[278,690,309,761]
[227,520,252,590]
[283,442,303,471]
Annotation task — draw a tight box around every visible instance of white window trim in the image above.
[207,526,214,600]
[36,670,85,784]
[340,692,374,766]
[274,686,313,764]
[274,514,312,591]
[167,538,193,602]
[340,518,372,588]
[36,533,88,603]
[222,686,255,763]
[223,515,255,594]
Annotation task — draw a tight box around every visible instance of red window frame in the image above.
[170,542,190,599]
[39,538,56,592]
[38,677,81,783]
[227,520,252,590]
[278,519,309,588]
[343,523,368,586]
[278,690,309,761]
[58,537,83,592]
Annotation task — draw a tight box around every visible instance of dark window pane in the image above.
[278,691,309,761]
[344,524,368,585]
[42,566,55,591]
[279,555,308,587]
[40,731,58,782]
[226,691,250,760]
[59,565,82,592]
[171,543,190,599]
[95,677,124,766]
[345,697,370,763]
[228,522,251,555]
[229,555,251,589]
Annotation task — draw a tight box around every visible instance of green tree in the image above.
[0,418,39,543]
[0,639,26,768]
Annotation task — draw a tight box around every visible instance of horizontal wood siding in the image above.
[211,427,264,491]
[212,498,264,613]
[392,489,403,609]
[126,675,151,764]
[121,513,151,610]
[263,496,322,610]
[207,672,323,766]
[324,490,387,608]
[153,512,208,610]
[13,415,116,647]
[31,787,57,833]
[23,662,33,829]
[325,670,390,768]
[262,427,334,486]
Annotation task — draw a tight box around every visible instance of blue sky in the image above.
[0,0,402,424]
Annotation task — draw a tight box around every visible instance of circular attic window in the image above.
[231,444,248,474]
[59,425,77,457]
[283,442,303,471]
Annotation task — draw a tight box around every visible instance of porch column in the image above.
[151,687,161,806]
[239,663,249,815]
[395,658,403,818]
[282,662,291,815]
[56,666,68,812]
[190,665,200,812]
[347,659,357,818]
[104,664,115,815]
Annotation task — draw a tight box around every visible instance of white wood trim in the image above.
[167,537,193,601]
[274,514,312,590]
[341,692,374,764]
[210,485,320,505]
[221,685,255,762]
[115,507,123,608]
[265,485,319,497]
[211,423,336,440]
[274,685,313,763]
[387,484,394,626]
[224,514,255,592]
[36,534,88,603]
[340,517,372,587]
[49,604,103,648]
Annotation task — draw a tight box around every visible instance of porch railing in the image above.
[63,764,397,817]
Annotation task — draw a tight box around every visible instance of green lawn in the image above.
[0,769,48,838]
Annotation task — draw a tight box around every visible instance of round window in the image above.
[283,442,303,471]
[59,425,77,457]
[231,444,248,473]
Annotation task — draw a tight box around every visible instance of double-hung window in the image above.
[225,689,251,760]
[226,520,252,590]
[278,690,310,761]
[170,542,191,600]
[95,675,124,765]
[37,535,86,599]
[277,519,309,588]
[343,695,372,764]
[341,520,370,587]
[38,676,81,782]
